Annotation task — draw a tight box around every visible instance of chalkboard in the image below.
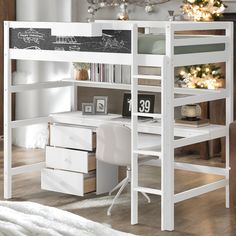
[10,28,131,53]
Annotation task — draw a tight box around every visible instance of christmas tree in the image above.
[176,64,224,89]
[181,0,227,21]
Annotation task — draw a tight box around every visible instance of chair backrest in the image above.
[96,123,131,167]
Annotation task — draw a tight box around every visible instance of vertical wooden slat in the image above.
[0,0,16,135]
[131,24,139,225]
[225,22,234,209]
[161,22,174,231]
[4,20,12,199]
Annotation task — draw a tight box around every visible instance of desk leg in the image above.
[96,160,118,195]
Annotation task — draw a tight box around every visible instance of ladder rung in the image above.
[134,149,162,157]
[133,113,162,119]
[134,187,162,196]
[133,74,162,80]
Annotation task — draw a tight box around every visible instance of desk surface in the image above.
[49,111,226,138]
[50,111,163,134]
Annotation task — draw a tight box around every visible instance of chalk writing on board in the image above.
[25,46,41,50]
[53,36,79,45]
[54,47,65,51]
[69,46,81,51]
[18,29,45,44]
[11,28,131,53]
[103,38,125,50]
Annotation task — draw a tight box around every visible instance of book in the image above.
[175,118,210,127]
[114,65,122,84]
[104,64,110,82]
[95,63,100,82]
[99,64,105,82]
[121,65,131,84]
[108,64,114,83]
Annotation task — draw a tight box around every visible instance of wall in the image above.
[73,0,236,22]
[14,0,73,148]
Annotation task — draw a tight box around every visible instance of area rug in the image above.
[0,201,135,236]
[62,193,130,211]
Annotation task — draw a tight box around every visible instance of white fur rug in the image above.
[0,201,135,236]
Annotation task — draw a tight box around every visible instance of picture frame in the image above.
[122,93,155,117]
[82,103,95,115]
[93,96,108,114]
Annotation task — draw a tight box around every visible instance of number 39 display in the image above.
[122,93,155,117]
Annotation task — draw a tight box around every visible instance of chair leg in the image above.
[141,192,151,203]
[107,177,129,216]
[127,168,151,203]
[109,178,127,196]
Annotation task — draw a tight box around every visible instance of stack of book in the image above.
[175,118,209,127]
[89,63,131,84]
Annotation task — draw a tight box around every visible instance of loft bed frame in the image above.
[4,20,233,231]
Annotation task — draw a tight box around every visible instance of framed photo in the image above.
[122,93,155,117]
[82,103,95,115]
[93,96,108,114]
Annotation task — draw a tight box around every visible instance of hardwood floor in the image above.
[0,142,235,236]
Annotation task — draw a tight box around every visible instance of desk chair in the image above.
[96,123,161,216]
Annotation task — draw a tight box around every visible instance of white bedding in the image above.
[0,201,135,236]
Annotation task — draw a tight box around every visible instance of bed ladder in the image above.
[130,24,175,231]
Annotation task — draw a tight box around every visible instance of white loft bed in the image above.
[4,20,233,231]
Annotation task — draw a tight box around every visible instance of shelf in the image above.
[174,89,228,107]
[62,79,228,97]
[62,79,161,92]
[62,79,130,90]
[10,81,72,93]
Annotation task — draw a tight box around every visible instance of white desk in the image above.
[49,111,225,138]
[45,111,162,196]
[44,111,226,196]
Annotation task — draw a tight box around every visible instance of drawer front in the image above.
[41,168,96,196]
[50,124,96,151]
[46,146,96,173]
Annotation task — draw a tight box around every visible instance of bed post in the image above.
[131,23,139,225]
[225,22,234,208]
[4,21,12,199]
[161,22,175,231]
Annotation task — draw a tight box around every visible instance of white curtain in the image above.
[13,0,73,148]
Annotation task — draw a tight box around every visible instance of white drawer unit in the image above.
[50,124,96,151]
[42,121,118,196]
[41,168,96,196]
[46,146,96,173]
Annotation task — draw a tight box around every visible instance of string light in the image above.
[177,64,224,89]
[181,0,227,21]
[87,0,170,21]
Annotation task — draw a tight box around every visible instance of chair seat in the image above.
[96,123,158,215]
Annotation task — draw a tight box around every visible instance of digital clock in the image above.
[122,93,155,117]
